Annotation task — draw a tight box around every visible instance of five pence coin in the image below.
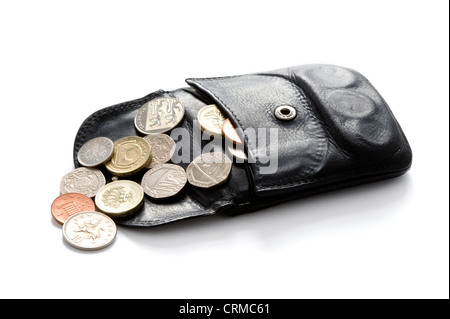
[77,137,114,168]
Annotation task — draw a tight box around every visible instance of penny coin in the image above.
[77,137,114,168]
[51,193,96,225]
[141,164,187,199]
[60,167,106,198]
[95,180,144,218]
[186,152,232,188]
[105,136,152,177]
[143,134,176,169]
[135,97,185,134]
[197,105,226,136]
[63,211,116,251]
[227,145,248,162]
[222,118,243,144]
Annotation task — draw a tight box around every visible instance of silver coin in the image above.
[143,134,176,169]
[186,152,232,188]
[141,163,187,199]
[59,167,106,198]
[63,211,116,251]
[77,137,114,167]
[135,97,185,134]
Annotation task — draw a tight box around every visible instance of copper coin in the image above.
[222,118,242,144]
[51,193,96,225]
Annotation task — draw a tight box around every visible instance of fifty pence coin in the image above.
[141,163,187,199]
[60,167,106,198]
[77,137,114,168]
[143,134,176,169]
[135,97,185,134]
[51,193,96,225]
[63,211,116,251]
[197,105,226,136]
[186,152,232,188]
[105,136,152,177]
[222,118,243,144]
[95,180,144,218]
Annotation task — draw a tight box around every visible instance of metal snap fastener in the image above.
[274,105,296,121]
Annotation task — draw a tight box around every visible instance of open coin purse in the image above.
[73,64,412,227]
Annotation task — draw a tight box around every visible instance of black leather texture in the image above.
[73,64,412,227]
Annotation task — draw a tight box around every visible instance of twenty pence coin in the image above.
[135,97,185,134]
[105,136,152,177]
[63,211,116,251]
[95,180,144,218]
[143,134,176,169]
[186,152,232,188]
[51,193,96,224]
[59,167,106,198]
[77,137,114,167]
[141,164,187,199]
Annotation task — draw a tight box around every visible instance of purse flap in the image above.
[186,64,412,194]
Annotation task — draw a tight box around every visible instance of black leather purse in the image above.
[73,64,412,227]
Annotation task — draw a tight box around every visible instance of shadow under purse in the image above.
[73,64,412,227]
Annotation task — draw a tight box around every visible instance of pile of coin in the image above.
[52,97,246,251]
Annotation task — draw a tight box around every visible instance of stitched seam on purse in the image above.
[255,161,407,191]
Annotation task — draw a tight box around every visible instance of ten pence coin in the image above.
[63,211,116,251]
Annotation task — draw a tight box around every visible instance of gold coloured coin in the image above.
[105,136,152,177]
[95,180,144,218]
[197,105,226,136]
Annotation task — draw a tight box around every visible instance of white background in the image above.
[0,0,448,299]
